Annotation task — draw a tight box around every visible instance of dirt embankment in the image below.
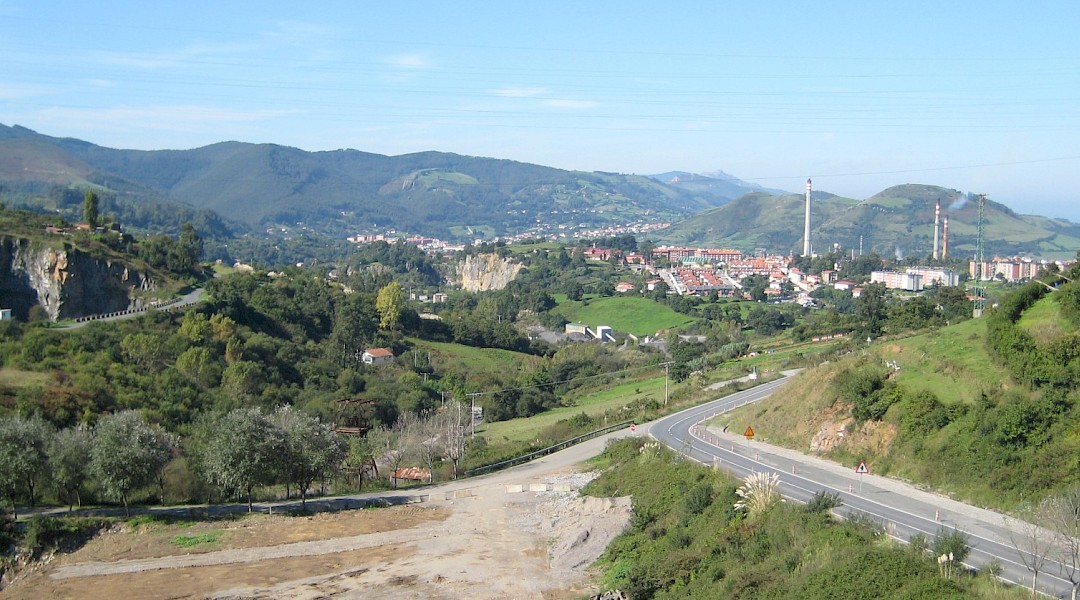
[1,470,630,600]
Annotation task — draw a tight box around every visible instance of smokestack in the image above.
[803,178,812,256]
[942,216,949,259]
[933,201,940,260]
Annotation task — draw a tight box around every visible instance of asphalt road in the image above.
[650,373,1078,599]
[60,287,204,330]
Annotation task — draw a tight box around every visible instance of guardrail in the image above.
[463,420,634,477]
[73,297,184,323]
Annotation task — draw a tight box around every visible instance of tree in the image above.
[342,434,378,490]
[83,190,99,227]
[855,282,888,338]
[368,419,410,487]
[376,281,406,331]
[1006,505,1054,598]
[120,332,167,371]
[564,280,584,302]
[91,411,174,516]
[440,400,470,478]
[740,275,767,302]
[0,415,52,519]
[1040,487,1080,600]
[404,411,443,477]
[49,426,93,511]
[195,408,281,512]
[272,406,346,509]
[175,223,203,274]
[746,306,794,336]
[175,347,222,390]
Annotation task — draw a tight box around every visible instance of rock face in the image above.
[0,237,156,321]
[456,253,522,292]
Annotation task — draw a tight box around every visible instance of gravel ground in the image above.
[7,467,631,600]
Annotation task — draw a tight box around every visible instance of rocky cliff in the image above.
[0,237,157,321]
[456,253,522,292]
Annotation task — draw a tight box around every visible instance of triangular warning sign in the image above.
[856,461,869,474]
[743,426,755,438]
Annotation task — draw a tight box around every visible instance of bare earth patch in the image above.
[1,469,630,600]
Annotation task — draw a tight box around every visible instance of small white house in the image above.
[361,348,395,366]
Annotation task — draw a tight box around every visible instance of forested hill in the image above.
[0,124,724,241]
[654,183,1080,258]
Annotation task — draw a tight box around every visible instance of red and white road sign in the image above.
[856,461,869,474]
[630,424,637,433]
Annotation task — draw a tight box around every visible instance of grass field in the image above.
[477,373,668,443]
[875,318,1000,405]
[406,338,542,382]
[1017,293,1076,341]
[553,296,695,337]
[0,367,52,388]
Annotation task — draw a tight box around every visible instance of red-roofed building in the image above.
[361,348,396,366]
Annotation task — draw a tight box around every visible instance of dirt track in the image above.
[1,468,631,600]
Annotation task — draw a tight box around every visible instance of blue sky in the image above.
[3,1,1080,221]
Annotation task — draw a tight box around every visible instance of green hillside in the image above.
[0,124,719,243]
[656,184,1080,259]
[714,282,1080,510]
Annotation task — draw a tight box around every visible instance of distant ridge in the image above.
[0,124,727,241]
[647,170,788,204]
[653,184,1080,259]
[1,124,1076,257]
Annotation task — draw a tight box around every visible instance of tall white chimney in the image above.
[933,200,941,260]
[942,216,949,259]
[803,178,812,256]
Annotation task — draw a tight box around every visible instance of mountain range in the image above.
[0,124,730,241]
[1,124,1077,259]
[653,184,1080,259]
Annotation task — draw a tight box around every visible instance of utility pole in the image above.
[973,194,987,318]
[662,361,673,406]
[467,392,480,438]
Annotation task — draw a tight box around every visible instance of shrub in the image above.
[932,527,971,565]
[805,491,843,514]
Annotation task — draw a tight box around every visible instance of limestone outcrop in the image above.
[456,253,522,292]
[0,237,156,321]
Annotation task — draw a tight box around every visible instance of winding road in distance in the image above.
[650,373,1076,599]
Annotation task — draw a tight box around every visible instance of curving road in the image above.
[650,374,1077,599]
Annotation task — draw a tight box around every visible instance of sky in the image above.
[2,1,1080,221]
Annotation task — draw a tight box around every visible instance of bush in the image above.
[20,515,110,558]
[932,527,971,564]
[805,491,843,514]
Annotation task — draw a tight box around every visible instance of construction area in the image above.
[1,469,631,600]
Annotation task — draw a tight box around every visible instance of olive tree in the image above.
[195,408,280,512]
[50,426,93,511]
[91,411,174,516]
[271,406,346,509]
[0,415,52,519]
[342,434,378,490]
